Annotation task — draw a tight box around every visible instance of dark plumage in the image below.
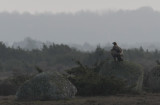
[35,66,43,73]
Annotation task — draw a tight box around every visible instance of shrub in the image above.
[67,61,127,96]
[0,70,33,96]
[99,61,144,92]
[147,65,160,92]
[0,79,17,96]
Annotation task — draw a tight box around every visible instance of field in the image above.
[0,94,160,105]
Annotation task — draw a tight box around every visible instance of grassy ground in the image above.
[0,93,160,105]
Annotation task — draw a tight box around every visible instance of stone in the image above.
[147,65,160,92]
[16,71,77,100]
[99,61,144,92]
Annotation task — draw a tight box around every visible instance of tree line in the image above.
[0,42,159,73]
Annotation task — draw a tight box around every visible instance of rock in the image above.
[147,65,160,92]
[16,71,77,100]
[0,79,17,96]
[0,74,32,96]
[99,61,144,92]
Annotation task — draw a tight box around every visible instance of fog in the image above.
[1,0,160,13]
[1,7,160,50]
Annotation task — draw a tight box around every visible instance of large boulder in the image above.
[147,65,160,92]
[16,71,77,100]
[99,61,144,92]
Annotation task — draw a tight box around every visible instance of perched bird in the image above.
[111,42,123,62]
[35,66,43,73]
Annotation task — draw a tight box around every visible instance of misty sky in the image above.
[0,0,160,13]
[1,0,160,46]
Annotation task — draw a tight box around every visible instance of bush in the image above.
[0,79,17,96]
[67,62,127,96]
[99,61,144,92]
[0,70,33,96]
[147,65,160,92]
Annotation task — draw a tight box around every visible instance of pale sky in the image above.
[0,0,160,13]
[1,0,160,46]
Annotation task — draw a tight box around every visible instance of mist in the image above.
[0,6,160,50]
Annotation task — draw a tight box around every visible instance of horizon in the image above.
[0,0,159,14]
[0,6,157,15]
[4,37,160,52]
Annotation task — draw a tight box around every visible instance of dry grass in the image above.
[0,94,160,105]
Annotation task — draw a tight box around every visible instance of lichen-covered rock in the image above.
[99,61,144,92]
[16,71,77,100]
[147,65,160,92]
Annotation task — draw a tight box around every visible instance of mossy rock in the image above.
[0,74,32,96]
[16,71,77,100]
[147,65,160,92]
[99,61,144,92]
[0,79,17,96]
